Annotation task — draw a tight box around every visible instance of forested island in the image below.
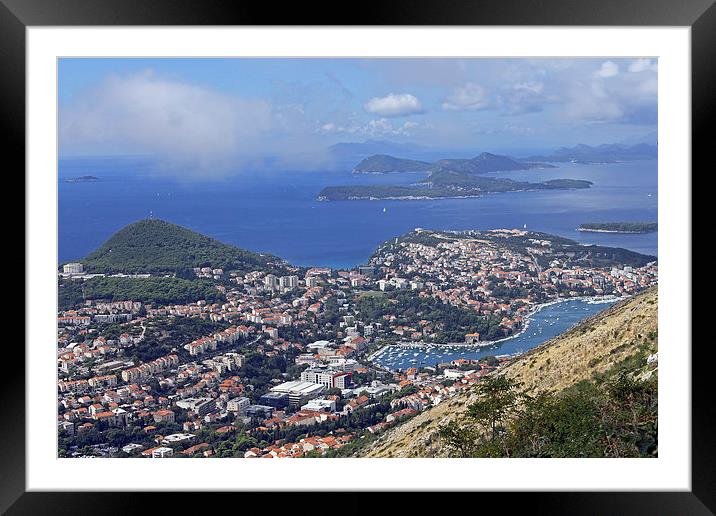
[323,150,589,201]
[578,222,658,234]
[353,152,553,174]
[318,175,592,201]
[352,155,432,174]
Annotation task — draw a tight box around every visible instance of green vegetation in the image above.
[486,230,655,268]
[353,152,554,174]
[439,356,658,458]
[318,175,592,201]
[421,170,592,191]
[373,228,655,272]
[82,276,224,305]
[240,353,290,397]
[253,395,417,455]
[579,222,658,233]
[430,152,550,174]
[78,219,287,275]
[131,316,231,363]
[61,275,221,310]
[319,185,441,200]
[353,154,432,173]
[58,279,85,309]
[356,290,506,342]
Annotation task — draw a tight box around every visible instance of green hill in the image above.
[78,219,287,275]
[317,175,592,201]
[430,152,547,174]
[353,154,432,173]
[352,152,555,174]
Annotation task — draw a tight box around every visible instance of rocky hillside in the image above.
[361,288,658,458]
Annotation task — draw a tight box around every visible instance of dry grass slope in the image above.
[362,288,657,458]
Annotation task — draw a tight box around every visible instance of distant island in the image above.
[319,149,594,201]
[526,143,657,164]
[578,222,658,234]
[353,152,555,174]
[62,175,98,183]
[353,154,432,174]
[320,167,591,201]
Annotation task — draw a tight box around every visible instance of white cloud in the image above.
[628,58,658,73]
[638,77,658,95]
[60,71,274,176]
[595,61,620,78]
[318,118,419,137]
[365,119,418,136]
[499,81,553,115]
[363,93,424,117]
[512,81,544,94]
[565,81,624,122]
[442,83,490,111]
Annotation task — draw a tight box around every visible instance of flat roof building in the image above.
[301,398,336,413]
[245,405,274,419]
[258,391,290,409]
[176,397,217,417]
[270,380,325,408]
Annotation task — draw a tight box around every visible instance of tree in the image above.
[438,366,658,458]
[325,387,343,398]
[466,376,523,441]
[439,375,524,457]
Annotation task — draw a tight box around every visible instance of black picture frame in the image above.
[4,0,710,512]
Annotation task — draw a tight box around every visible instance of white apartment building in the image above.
[279,275,299,289]
[63,262,84,274]
[301,368,353,390]
[227,396,251,415]
[264,274,278,290]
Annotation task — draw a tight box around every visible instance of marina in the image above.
[369,296,620,371]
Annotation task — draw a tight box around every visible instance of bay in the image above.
[59,157,657,268]
[370,298,619,371]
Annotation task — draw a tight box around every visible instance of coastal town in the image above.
[57,225,657,459]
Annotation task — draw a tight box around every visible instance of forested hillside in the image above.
[77,219,287,275]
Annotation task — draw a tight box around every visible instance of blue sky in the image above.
[59,58,657,167]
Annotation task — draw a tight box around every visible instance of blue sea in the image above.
[58,156,657,269]
[371,298,618,371]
